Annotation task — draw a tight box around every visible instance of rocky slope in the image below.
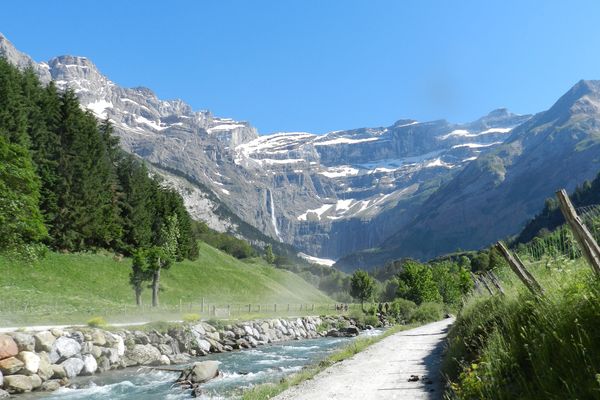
[337,80,600,270]
[7,33,594,270]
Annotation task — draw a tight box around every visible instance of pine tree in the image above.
[0,135,47,254]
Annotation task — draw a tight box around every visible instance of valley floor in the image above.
[273,318,454,400]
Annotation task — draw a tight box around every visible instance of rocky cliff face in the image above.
[337,80,600,270]
[0,33,536,264]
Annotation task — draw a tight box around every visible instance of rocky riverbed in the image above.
[0,315,362,397]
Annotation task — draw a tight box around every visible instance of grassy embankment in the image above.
[0,242,334,326]
[443,256,600,399]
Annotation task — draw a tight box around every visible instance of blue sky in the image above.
[2,1,600,134]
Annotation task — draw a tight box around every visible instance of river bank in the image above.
[0,315,363,397]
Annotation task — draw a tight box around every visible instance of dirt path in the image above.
[273,318,454,400]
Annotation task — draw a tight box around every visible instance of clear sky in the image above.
[2,0,600,134]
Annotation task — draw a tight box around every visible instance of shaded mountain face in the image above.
[0,33,534,264]
[12,33,596,271]
[336,80,600,271]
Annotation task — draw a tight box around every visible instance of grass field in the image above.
[0,242,334,326]
[443,256,600,399]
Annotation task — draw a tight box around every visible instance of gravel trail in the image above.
[273,318,454,400]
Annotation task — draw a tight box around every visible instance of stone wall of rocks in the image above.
[0,315,360,397]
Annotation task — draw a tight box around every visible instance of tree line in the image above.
[0,58,198,305]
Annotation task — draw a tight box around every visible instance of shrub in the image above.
[389,298,417,323]
[87,316,107,328]
[409,302,443,323]
[182,313,201,323]
[364,314,380,327]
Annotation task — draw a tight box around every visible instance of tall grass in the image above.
[444,257,600,399]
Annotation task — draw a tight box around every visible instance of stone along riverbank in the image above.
[0,315,363,397]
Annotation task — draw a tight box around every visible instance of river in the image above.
[20,329,384,400]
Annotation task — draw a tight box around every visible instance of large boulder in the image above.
[51,364,66,379]
[17,351,40,374]
[0,335,18,360]
[34,331,56,352]
[191,361,220,383]
[8,333,35,352]
[0,357,24,374]
[3,374,33,393]
[51,337,81,362]
[29,374,42,389]
[123,344,162,366]
[91,330,106,346]
[196,339,211,354]
[60,358,84,378]
[81,354,97,375]
[37,353,54,381]
[40,379,61,391]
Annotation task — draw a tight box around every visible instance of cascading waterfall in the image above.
[268,189,281,240]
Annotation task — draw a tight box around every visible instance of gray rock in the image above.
[196,339,211,353]
[96,356,111,373]
[168,353,190,364]
[41,379,61,391]
[51,364,66,379]
[34,331,56,352]
[81,355,97,375]
[91,330,106,346]
[0,369,3,387]
[29,374,42,389]
[3,374,32,393]
[68,331,85,344]
[80,341,93,355]
[123,345,162,366]
[191,324,206,336]
[188,361,220,384]
[90,345,103,359]
[0,389,8,398]
[159,355,170,366]
[8,333,35,352]
[60,358,84,378]
[37,353,53,381]
[52,337,81,361]
[17,351,40,375]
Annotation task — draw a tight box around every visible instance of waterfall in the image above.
[268,189,281,240]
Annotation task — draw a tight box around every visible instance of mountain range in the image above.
[2,32,599,270]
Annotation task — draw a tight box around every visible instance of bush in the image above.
[409,302,443,323]
[363,314,380,327]
[389,298,417,323]
[87,316,107,328]
[182,313,201,323]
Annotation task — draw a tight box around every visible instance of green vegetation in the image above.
[349,270,376,310]
[86,316,107,328]
[444,180,600,399]
[0,242,333,325]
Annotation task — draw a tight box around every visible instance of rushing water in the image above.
[22,329,383,400]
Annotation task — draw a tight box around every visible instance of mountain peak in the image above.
[543,79,600,122]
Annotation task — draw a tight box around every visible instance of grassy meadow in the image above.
[0,242,334,326]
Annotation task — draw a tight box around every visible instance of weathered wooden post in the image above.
[556,189,600,276]
[495,241,544,295]
[274,304,277,313]
[470,272,483,295]
[201,298,205,313]
[478,274,495,295]
[258,304,261,313]
[248,304,251,313]
[486,271,505,296]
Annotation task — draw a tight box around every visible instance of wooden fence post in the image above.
[556,189,600,276]
[470,272,483,295]
[495,241,544,295]
[478,274,495,295]
[486,271,505,296]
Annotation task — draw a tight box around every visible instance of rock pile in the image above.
[0,315,360,396]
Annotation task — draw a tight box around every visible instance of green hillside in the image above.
[0,242,333,326]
